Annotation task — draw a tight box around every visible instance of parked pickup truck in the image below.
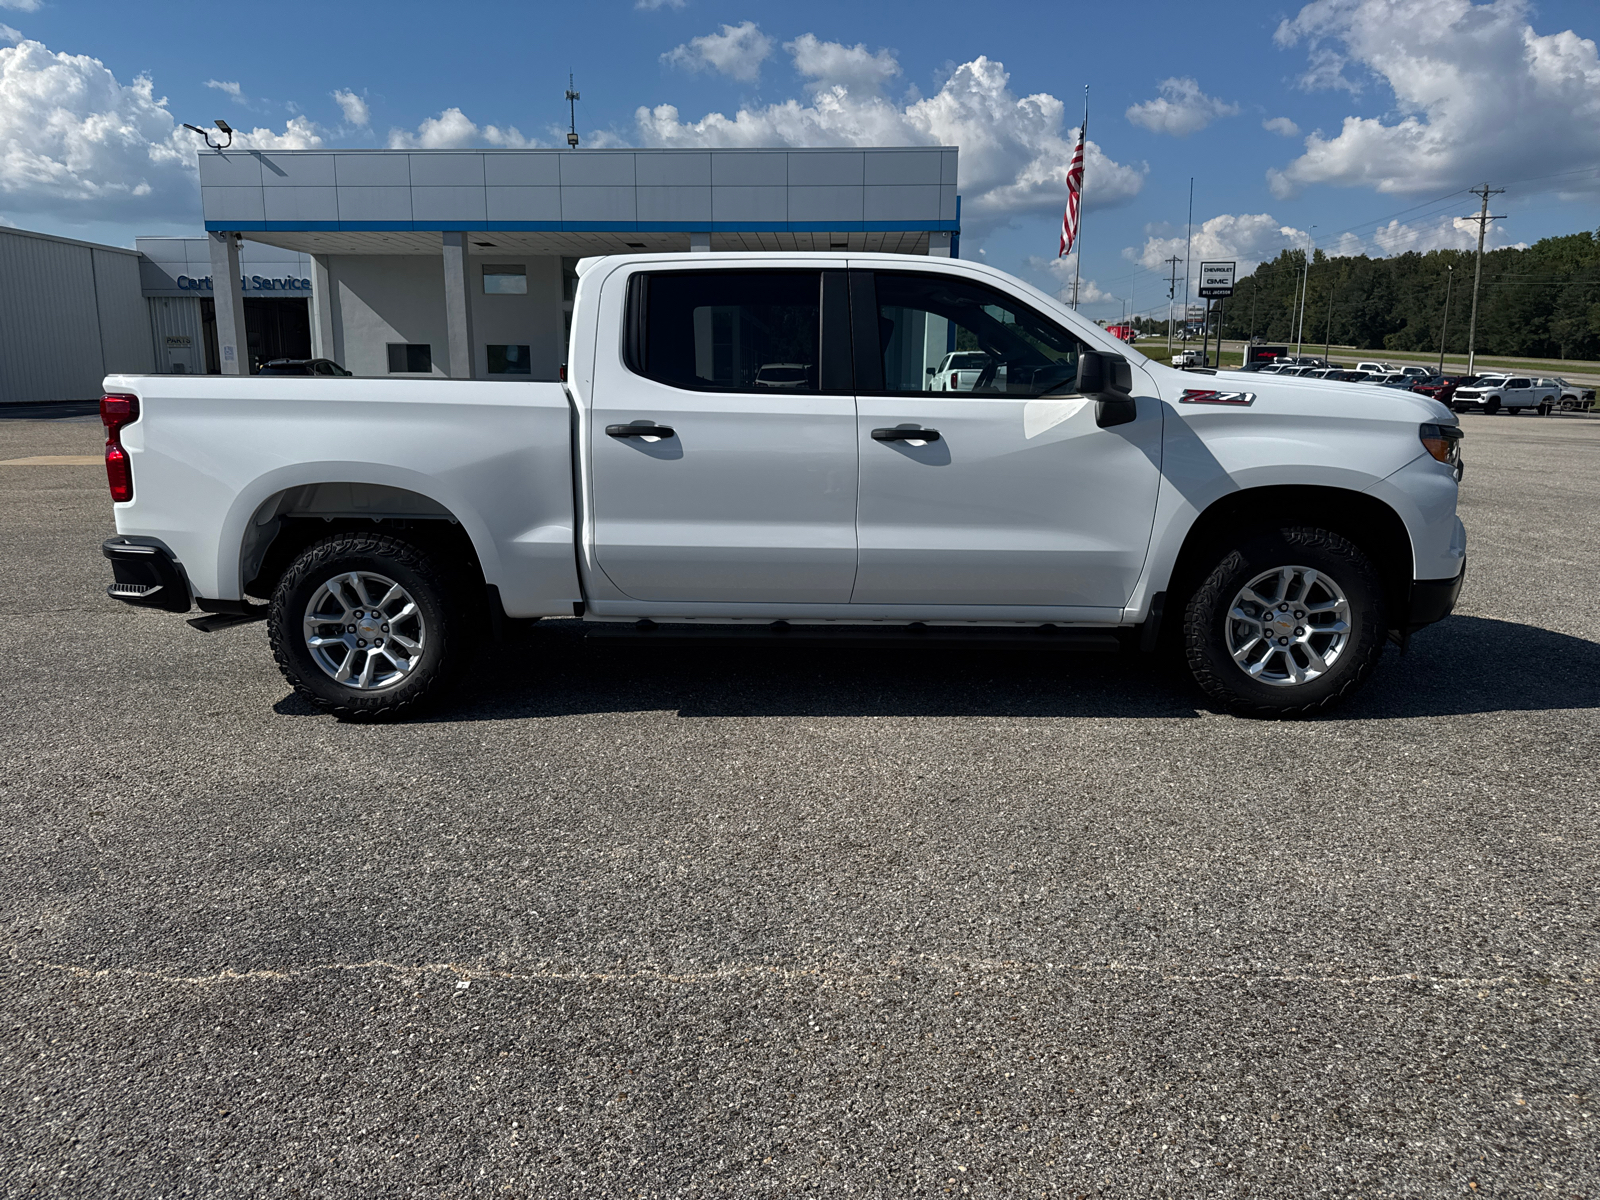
[99,252,1467,719]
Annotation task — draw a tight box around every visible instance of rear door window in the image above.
[628,271,822,393]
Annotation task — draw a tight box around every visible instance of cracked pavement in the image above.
[1,406,1596,1197]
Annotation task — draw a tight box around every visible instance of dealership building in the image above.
[0,146,961,401]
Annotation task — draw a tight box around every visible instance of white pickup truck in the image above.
[99,252,1466,719]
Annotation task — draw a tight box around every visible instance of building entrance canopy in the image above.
[197,146,960,379]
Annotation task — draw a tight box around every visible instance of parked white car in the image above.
[1356,361,1393,374]
[1451,375,1559,415]
[98,251,1466,719]
[928,350,1003,391]
[1536,377,1594,412]
[754,363,812,389]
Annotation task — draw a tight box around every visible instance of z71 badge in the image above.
[1180,388,1256,406]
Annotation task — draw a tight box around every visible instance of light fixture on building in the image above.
[181,119,234,150]
[565,74,580,149]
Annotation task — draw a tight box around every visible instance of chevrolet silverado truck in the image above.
[98,252,1467,719]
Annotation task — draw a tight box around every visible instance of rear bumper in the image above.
[102,537,191,613]
[1406,559,1465,631]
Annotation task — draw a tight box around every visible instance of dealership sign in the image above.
[176,274,312,293]
[1198,261,1236,299]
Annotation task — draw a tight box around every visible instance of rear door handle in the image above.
[871,427,941,442]
[606,421,676,439]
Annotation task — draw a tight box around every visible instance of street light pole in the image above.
[1437,265,1454,375]
[1295,226,1315,357]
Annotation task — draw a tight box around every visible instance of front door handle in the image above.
[607,421,676,439]
[871,426,941,442]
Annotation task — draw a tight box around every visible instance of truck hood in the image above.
[1151,363,1451,423]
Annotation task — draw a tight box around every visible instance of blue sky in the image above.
[2,0,1598,321]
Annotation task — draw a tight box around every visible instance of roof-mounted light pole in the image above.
[565,75,580,149]
[181,119,233,150]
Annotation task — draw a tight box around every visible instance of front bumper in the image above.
[103,537,191,613]
[1405,558,1465,632]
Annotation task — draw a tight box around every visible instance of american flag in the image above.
[1059,120,1086,258]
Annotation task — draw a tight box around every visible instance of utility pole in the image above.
[565,74,581,148]
[1463,183,1505,376]
[1164,255,1181,353]
[1437,264,1454,375]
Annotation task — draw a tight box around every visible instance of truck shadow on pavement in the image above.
[273,613,1600,722]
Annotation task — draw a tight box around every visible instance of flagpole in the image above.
[1071,85,1087,310]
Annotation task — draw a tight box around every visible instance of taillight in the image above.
[101,393,138,502]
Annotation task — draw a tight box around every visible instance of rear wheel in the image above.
[268,532,464,719]
[1183,526,1386,717]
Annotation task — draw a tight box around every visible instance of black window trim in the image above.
[622,267,852,396]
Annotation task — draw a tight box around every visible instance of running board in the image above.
[584,620,1122,652]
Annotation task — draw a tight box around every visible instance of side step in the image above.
[584,620,1122,652]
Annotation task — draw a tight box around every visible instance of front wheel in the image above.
[1485,397,1501,415]
[1183,526,1387,717]
[268,532,464,719]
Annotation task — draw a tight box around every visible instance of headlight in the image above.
[1420,422,1463,468]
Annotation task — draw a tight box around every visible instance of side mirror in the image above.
[1077,351,1137,428]
[925,366,936,375]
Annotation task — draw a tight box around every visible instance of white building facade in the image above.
[0,146,959,401]
[197,146,960,380]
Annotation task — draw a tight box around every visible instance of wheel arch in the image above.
[1165,486,1413,633]
[237,479,488,602]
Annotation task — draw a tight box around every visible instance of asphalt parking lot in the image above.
[1,406,1595,1198]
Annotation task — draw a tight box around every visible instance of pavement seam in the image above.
[25,955,1591,990]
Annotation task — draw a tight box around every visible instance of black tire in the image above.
[1485,397,1501,415]
[1183,526,1387,718]
[268,532,464,720]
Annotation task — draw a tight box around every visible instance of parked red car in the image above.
[1410,374,1478,404]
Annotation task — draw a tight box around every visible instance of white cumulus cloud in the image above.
[386,107,537,149]
[0,0,43,10]
[786,33,900,95]
[661,21,774,83]
[1132,213,1311,276]
[0,34,317,223]
[1263,116,1300,137]
[204,78,242,99]
[1270,0,1600,196]
[1125,77,1239,137]
[332,88,369,127]
[0,22,20,42]
[635,50,1145,238]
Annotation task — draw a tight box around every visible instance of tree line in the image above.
[1207,228,1600,360]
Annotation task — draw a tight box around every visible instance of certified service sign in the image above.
[1198,261,1236,299]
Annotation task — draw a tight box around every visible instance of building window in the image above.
[483,264,527,295]
[387,343,432,373]
[487,344,531,375]
[562,257,580,301]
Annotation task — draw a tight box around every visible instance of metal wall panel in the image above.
[147,296,206,374]
[92,248,156,375]
[0,228,105,402]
